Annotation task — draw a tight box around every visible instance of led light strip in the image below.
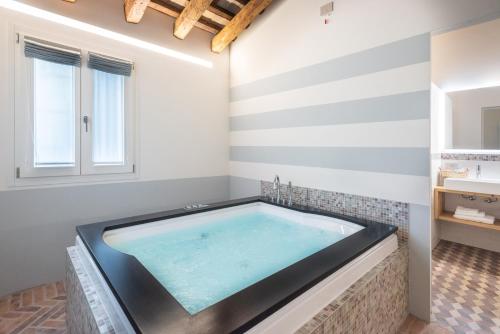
[444,81,500,93]
[0,0,213,68]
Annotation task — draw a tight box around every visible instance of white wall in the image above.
[229,0,500,323]
[440,220,500,253]
[430,84,445,249]
[0,0,230,296]
[0,0,229,190]
[432,17,500,92]
[231,0,500,87]
[447,86,500,149]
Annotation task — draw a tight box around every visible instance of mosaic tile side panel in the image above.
[66,247,115,334]
[261,181,409,240]
[441,153,500,161]
[296,245,409,334]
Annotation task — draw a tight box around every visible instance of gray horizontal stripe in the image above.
[230,90,430,131]
[231,34,430,101]
[230,147,430,176]
[229,176,261,199]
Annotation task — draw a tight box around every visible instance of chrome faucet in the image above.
[273,175,281,203]
[287,181,293,206]
[476,164,481,179]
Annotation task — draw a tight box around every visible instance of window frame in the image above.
[15,36,82,178]
[13,29,137,186]
[81,65,136,175]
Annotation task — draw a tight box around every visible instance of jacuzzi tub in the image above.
[74,197,398,334]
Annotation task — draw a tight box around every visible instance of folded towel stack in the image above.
[453,206,495,224]
[438,167,469,186]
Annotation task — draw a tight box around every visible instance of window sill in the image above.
[12,172,139,189]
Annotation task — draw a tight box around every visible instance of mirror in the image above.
[482,106,500,149]
[446,86,500,150]
[431,17,500,151]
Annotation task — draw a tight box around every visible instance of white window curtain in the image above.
[92,70,125,165]
[33,58,76,166]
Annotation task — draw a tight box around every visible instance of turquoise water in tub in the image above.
[111,212,353,314]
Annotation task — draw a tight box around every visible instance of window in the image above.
[92,70,125,165]
[33,59,77,167]
[15,34,135,183]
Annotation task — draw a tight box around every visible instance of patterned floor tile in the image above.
[0,283,66,334]
[432,241,500,334]
[400,240,500,334]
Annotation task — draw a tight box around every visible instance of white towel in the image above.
[455,207,486,218]
[453,214,495,225]
[456,206,480,214]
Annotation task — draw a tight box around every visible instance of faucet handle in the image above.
[287,181,293,206]
[273,175,279,189]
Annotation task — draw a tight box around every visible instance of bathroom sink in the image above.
[444,177,500,195]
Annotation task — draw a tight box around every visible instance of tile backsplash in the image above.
[441,152,500,161]
[261,181,409,240]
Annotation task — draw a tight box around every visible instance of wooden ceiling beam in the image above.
[224,0,245,9]
[124,0,151,23]
[148,0,220,34]
[211,0,271,53]
[168,0,231,26]
[174,0,215,39]
[203,6,232,26]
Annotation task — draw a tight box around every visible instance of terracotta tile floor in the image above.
[0,282,66,334]
[1,240,498,334]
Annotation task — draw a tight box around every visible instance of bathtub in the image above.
[73,197,398,334]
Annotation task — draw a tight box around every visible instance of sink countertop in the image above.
[444,177,500,196]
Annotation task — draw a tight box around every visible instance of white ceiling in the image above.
[432,17,500,92]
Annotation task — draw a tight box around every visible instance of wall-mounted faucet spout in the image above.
[273,175,280,203]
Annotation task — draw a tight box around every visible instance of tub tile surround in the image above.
[297,244,409,334]
[261,181,409,240]
[66,247,115,334]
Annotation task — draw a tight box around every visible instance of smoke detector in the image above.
[320,1,334,24]
[320,1,334,16]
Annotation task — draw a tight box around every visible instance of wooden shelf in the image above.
[434,186,500,232]
[437,212,500,231]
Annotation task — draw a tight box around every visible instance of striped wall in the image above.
[229,34,431,206]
